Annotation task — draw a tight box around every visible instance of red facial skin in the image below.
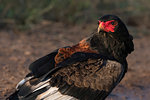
[98,20,118,32]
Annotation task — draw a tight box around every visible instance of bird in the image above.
[7,15,134,100]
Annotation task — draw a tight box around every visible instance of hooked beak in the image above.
[98,22,105,33]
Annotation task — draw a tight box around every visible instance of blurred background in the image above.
[0,0,150,100]
[0,0,150,31]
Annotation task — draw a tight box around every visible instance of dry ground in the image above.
[0,22,150,100]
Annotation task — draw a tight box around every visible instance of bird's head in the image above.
[90,15,134,62]
[97,15,130,39]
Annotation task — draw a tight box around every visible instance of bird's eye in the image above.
[111,22,115,25]
[111,21,118,26]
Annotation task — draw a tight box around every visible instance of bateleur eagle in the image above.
[7,15,134,100]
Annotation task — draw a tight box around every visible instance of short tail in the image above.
[6,91,19,100]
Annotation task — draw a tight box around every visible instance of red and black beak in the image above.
[98,21,105,33]
[98,20,117,33]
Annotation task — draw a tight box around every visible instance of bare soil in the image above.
[0,21,150,100]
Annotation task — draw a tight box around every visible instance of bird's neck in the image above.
[89,33,128,63]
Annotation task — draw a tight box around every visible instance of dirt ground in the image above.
[0,21,150,100]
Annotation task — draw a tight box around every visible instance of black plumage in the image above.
[7,15,134,100]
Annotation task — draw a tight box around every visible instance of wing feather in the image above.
[29,50,58,77]
[49,58,124,100]
[7,53,125,100]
